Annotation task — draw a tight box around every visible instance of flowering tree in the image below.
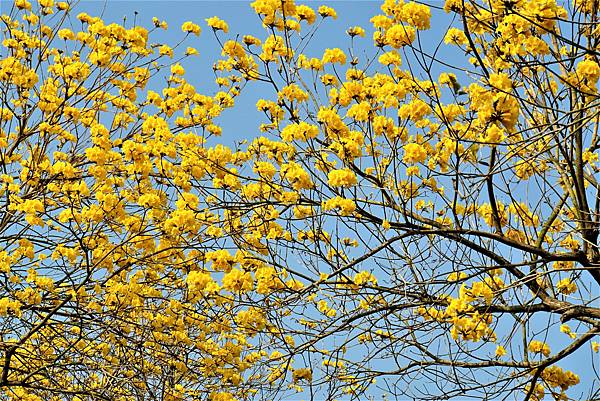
[1,1,258,400]
[1,0,600,401]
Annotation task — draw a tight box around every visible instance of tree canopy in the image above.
[1,0,600,400]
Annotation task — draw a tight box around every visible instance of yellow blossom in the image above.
[322,48,346,65]
[347,26,366,37]
[328,168,357,187]
[322,196,356,216]
[403,143,427,164]
[318,5,337,19]
[385,24,416,48]
[556,278,577,295]
[181,21,201,36]
[528,340,551,357]
[206,16,229,33]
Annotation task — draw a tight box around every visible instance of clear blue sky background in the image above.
[34,1,599,399]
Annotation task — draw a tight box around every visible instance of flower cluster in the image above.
[328,168,358,187]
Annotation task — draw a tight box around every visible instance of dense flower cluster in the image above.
[1,0,597,400]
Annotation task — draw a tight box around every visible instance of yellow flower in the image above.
[576,58,600,83]
[222,268,254,293]
[0,297,22,317]
[320,74,338,86]
[400,97,431,120]
[170,63,185,76]
[539,366,579,391]
[406,166,420,176]
[186,271,215,294]
[403,143,427,164]
[278,83,309,103]
[318,5,337,19]
[181,21,201,36]
[479,124,506,144]
[556,278,577,295]
[15,0,32,10]
[208,392,237,401]
[153,17,168,29]
[77,12,93,23]
[185,47,199,56]
[322,48,346,65]
[347,26,366,37]
[322,196,356,216]
[528,340,551,357]
[251,0,278,20]
[159,44,174,58]
[399,2,431,30]
[353,271,377,286]
[378,50,403,66]
[575,0,598,13]
[293,368,313,383]
[280,122,319,142]
[385,24,416,48]
[444,27,467,45]
[206,16,229,33]
[222,40,246,59]
[439,72,457,86]
[205,249,235,271]
[487,72,513,91]
[495,345,506,358]
[371,14,393,30]
[583,149,599,165]
[560,324,577,339]
[559,235,580,251]
[280,162,314,190]
[317,299,334,315]
[346,102,371,121]
[243,35,261,46]
[285,19,301,32]
[447,272,467,282]
[328,168,357,187]
[296,4,316,23]
[57,28,75,40]
[235,307,267,334]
